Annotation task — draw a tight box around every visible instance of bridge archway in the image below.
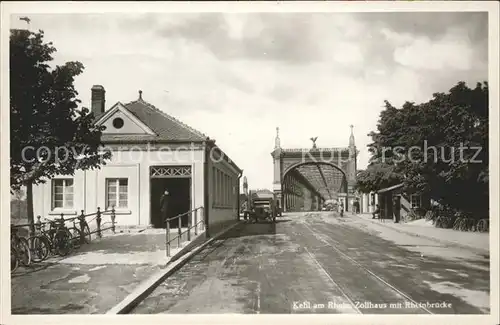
[282,161,348,212]
[271,126,357,212]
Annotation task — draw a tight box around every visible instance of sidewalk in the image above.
[353,213,489,254]
[10,228,205,314]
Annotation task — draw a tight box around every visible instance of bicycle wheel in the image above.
[17,237,32,267]
[477,219,489,233]
[69,227,83,249]
[11,246,19,272]
[41,233,56,257]
[54,230,73,256]
[29,235,50,262]
[83,223,91,244]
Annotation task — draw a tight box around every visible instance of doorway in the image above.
[384,194,393,220]
[150,177,191,229]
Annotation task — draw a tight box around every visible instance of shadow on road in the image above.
[11,262,58,278]
[221,219,292,240]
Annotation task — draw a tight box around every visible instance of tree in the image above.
[354,100,408,193]
[11,188,26,221]
[10,28,111,234]
[357,81,489,219]
[355,162,403,193]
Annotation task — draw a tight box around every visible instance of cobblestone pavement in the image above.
[131,212,490,314]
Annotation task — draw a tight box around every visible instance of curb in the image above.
[106,221,242,314]
[351,214,489,255]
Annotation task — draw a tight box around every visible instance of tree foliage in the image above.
[10,29,111,230]
[356,81,489,218]
[355,163,403,194]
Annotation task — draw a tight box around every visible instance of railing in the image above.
[11,207,117,243]
[281,147,349,153]
[165,207,205,257]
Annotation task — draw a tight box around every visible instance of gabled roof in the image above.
[95,98,209,143]
[92,95,243,174]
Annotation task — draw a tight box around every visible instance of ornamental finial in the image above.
[349,125,355,147]
[275,127,281,149]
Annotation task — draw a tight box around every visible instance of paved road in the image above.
[131,212,490,314]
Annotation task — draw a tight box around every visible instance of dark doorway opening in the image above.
[150,178,191,228]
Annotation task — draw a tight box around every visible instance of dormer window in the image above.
[113,117,124,129]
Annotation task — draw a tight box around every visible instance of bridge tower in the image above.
[271,127,283,209]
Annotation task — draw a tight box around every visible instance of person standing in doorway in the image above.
[160,189,170,227]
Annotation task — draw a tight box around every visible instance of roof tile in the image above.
[122,99,209,142]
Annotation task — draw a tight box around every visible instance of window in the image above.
[212,168,235,208]
[212,167,216,205]
[230,176,233,204]
[218,170,222,206]
[221,173,224,206]
[223,173,226,205]
[106,178,128,209]
[226,175,230,205]
[215,169,222,205]
[52,179,74,209]
[224,175,228,205]
[218,171,222,206]
[112,117,124,129]
[221,172,225,205]
[410,194,421,209]
[227,175,231,205]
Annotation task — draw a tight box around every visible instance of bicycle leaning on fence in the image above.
[11,225,31,271]
[27,217,74,262]
[11,246,19,272]
[68,213,92,248]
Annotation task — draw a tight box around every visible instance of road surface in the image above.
[131,212,490,314]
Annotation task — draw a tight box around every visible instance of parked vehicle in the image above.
[248,190,278,223]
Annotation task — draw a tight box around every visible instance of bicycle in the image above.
[11,226,31,268]
[453,216,475,232]
[27,218,51,263]
[476,219,489,233]
[11,246,19,273]
[68,216,91,248]
[40,217,74,257]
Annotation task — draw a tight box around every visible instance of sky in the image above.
[10,11,488,190]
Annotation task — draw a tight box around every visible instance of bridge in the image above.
[271,126,357,212]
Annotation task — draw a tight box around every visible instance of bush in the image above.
[404,209,422,222]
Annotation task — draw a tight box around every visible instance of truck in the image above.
[248,189,279,223]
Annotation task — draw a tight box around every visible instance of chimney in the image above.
[91,85,105,116]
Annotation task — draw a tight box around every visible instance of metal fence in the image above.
[165,206,205,257]
[12,207,117,236]
[10,207,117,264]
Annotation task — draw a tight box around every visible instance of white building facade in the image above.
[32,86,242,233]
